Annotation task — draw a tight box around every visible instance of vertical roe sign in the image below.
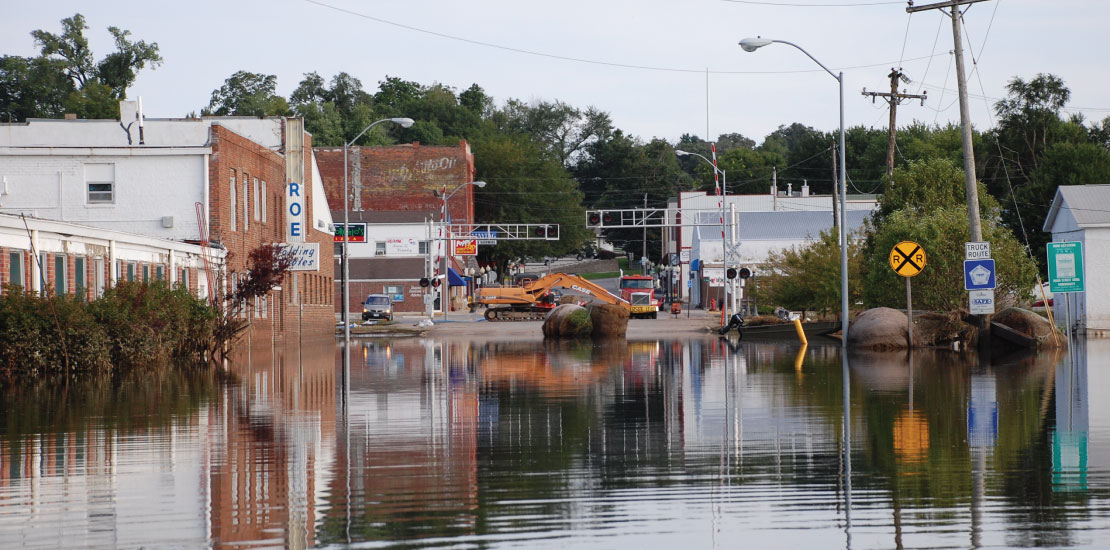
[286,181,305,243]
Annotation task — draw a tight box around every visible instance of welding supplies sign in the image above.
[889,241,926,277]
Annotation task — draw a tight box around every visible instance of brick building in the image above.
[314,142,478,316]
[0,105,335,337]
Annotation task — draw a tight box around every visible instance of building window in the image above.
[143,264,150,282]
[261,181,268,223]
[375,242,387,256]
[156,265,165,281]
[243,176,250,232]
[74,256,85,295]
[8,251,23,290]
[253,178,260,222]
[127,262,135,282]
[39,252,48,292]
[94,257,105,297]
[55,254,67,295]
[385,284,403,302]
[419,241,429,255]
[86,164,115,204]
[230,172,237,231]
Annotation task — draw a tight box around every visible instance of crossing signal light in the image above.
[738,267,752,280]
[602,212,613,224]
[588,212,601,226]
[419,277,430,287]
[726,267,738,280]
[535,225,552,238]
[431,278,440,288]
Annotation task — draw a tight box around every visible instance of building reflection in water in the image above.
[1,335,1106,549]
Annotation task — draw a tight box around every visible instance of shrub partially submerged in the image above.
[0,281,216,384]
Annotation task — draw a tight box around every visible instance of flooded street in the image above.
[2,333,1109,549]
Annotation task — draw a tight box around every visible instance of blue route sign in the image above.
[964,259,996,290]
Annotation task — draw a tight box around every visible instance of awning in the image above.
[447,268,466,287]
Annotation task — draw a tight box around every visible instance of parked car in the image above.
[362,294,394,321]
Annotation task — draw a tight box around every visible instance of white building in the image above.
[1043,185,1110,333]
[663,185,878,302]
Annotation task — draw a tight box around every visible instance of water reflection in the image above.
[3,336,1110,548]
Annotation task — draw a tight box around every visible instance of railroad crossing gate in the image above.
[889,241,926,277]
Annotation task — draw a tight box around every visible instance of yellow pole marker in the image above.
[793,317,808,346]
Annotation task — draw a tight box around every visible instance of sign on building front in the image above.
[454,239,477,256]
[281,242,320,271]
[333,223,367,242]
[286,182,306,243]
[386,237,419,255]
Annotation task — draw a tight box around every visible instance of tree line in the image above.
[4,14,1110,311]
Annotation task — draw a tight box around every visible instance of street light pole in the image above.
[740,37,849,348]
[342,117,414,346]
[436,180,486,321]
[676,149,730,324]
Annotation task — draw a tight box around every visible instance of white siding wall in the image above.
[0,153,207,241]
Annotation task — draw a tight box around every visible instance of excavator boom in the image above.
[476,272,630,321]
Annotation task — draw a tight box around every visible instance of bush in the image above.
[596,249,617,260]
[0,281,217,385]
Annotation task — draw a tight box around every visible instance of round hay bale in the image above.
[993,307,1062,349]
[590,303,629,339]
[543,304,592,339]
[847,307,915,350]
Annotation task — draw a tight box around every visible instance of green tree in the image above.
[203,71,290,117]
[764,229,863,317]
[1019,142,1110,264]
[861,159,1036,311]
[290,71,376,146]
[492,99,612,166]
[1,13,161,121]
[472,131,591,276]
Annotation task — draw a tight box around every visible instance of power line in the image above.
[303,0,946,76]
[720,0,903,5]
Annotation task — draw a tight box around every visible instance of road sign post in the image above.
[890,241,927,347]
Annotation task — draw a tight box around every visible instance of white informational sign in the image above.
[703,267,724,287]
[386,238,420,255]
[965,241,991,260]
[281,242,319,271]
[969,289,995,315]
[286,182,306,243]
[680,250,691,263]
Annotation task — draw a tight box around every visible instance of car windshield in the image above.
[621,279,653,289]
[366,296,390,305]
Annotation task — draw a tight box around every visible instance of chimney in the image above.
[786,183,793,197]
[802,180,809,197]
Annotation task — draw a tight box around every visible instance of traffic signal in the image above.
[419,277,430,287]
[587,212,601,226]
[738,267,752,279]
[726,267,738,280]
[602,211,613,224]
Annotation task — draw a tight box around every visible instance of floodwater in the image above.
[1,333,1108,549]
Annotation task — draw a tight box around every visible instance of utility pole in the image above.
[908,0,990,342]
[907,0,988,242]
[862,68,927,179]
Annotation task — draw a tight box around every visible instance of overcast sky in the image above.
[4,0,1108,144]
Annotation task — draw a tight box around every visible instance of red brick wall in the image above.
[208,123,335,338]
[314,141,477,224]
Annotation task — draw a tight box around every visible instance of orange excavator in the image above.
[476,272,630,321]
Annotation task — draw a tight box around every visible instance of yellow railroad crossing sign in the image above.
[890,241,926,277]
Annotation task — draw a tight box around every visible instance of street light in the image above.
[435,180,486,321]
[343,117,414,345]
[676,149,733,324]
[739,36,849,348]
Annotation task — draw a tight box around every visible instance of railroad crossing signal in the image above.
[889,241,926,277]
